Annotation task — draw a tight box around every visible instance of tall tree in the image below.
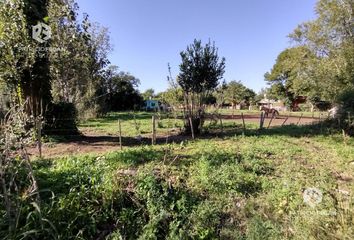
[264,46,318,107]
[0,0,112,119]
[49,2,111,117]
[178,39,225,133]
[223,80,255,108]
[288,0,354,102]
[96,65,142,113]
[0,0,52,116]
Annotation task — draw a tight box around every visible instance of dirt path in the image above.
[215,114,319,126]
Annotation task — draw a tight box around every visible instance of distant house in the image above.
[258,94,276,108]
[145,99,160,111]
[144,99,170,112]
[258,94,287,111]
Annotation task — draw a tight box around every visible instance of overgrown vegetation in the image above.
[0,0,142,127]
[0,0,353,239]
[1,111,353,239]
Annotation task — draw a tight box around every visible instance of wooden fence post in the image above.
[241,113,246,134]
[118,119,122,150]
[267,112,275,129]
[152,115,156,145]
[37,118,42,158]
[281,116,289,126]
[189,117,195,140]
[259,112,264,129]
[297,113,304,125]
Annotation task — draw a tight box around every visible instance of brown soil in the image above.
[219,114,319,126]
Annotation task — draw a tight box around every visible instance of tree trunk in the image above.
[21,0,52,117]
[184,117,201,135]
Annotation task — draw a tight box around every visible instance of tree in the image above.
[49,4,112,118]
[223,80,255,108]
[142,88,155,100]
[264,46,320,109]
[96,65,142,113]
[0,0,112,121]
[214,80,228,107]
[265,0,354,113]
[0,0,52,116]
[288,0,354,102]
[178,39,225,134]
[157,88,184,107]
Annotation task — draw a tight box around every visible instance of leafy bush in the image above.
[338,89,354,113]
[44,102,79,135]
[337,89,354,135]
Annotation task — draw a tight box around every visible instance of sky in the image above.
[76,0,317,94]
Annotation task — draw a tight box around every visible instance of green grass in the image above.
[3,112,353,239]
[77,110,324,138]
[79,112,185,137]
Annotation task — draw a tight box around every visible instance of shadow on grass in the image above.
[44,119,344,153]
[79,112,155,127]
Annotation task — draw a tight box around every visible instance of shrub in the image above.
[337,89,354,135]
[43,102,79,135]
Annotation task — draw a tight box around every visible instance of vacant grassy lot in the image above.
[24,112,354,239]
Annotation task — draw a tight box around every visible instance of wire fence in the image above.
[0,105,339,159]
[26,110,332,158]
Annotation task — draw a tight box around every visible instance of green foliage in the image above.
[265,47,316,104]
[0,0,52,116]
[287,0,354,101]
[178,39,226,133]
[96,65,143,114]
[265,0,354,107]
[142,88,156,100]
[2,115,353,239]
[43,102,79,135]
[338,88,354,113]
[0,105,57,239]
[49,5,112,119]
[246,216,281,240]
[222,80,256,107]
[337,88,354,134]
[157,87,184,110]
[0,0,115,121]
[179,39,225,94]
